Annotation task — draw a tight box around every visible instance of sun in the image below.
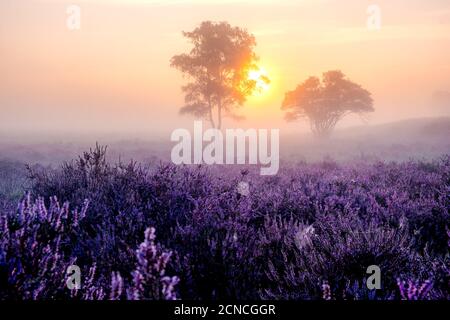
[248,67,270,95]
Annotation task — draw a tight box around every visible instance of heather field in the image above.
[0,145,448,300]
[1,0,450,307]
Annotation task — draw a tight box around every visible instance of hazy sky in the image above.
[1,0,449,137]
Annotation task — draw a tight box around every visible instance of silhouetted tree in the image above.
[282,71,374,137]
[171,21,267,129]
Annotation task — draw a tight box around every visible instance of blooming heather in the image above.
[0,147,448,300]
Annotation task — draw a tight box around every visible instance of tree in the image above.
[171,21,267,129]
[282,71,374,137]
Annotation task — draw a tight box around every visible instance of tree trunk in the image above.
[217,103,222,130]
[208,96,216,129]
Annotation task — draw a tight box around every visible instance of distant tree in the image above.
[282,71,374,137]
[171,21,267,129]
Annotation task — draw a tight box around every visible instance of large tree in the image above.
[171,21,266,129]
[282,71,374,137]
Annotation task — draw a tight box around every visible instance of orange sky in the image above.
[1,0,449,137]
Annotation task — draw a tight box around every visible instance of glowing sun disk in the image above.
[248,68,270,95]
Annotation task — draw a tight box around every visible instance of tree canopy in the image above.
[282,71,374,137]
[171,21,266,129]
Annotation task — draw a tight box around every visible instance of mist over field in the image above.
[1,117,448,167]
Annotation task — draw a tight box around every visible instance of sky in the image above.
[1,0,449,137]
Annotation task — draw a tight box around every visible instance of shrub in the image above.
[0,147,445,300]
[0,195,88,299]
[110,227,179,300]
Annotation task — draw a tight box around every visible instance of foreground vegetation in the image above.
[0,147,448,300]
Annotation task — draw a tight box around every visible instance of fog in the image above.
[1,0,449,162]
